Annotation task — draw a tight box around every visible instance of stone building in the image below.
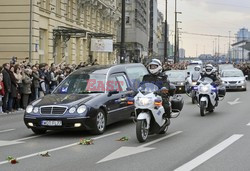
[0,0,120,65]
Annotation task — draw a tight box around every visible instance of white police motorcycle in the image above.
[194,77,221,116]
[127,83,183,143]
[186,72,200,104]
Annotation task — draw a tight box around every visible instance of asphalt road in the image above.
[0,83,250,171]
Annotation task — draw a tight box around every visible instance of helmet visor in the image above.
[149,64,158,69]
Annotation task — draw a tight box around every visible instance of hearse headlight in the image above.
[33,107,39,113]
[77,105,87,114]
[26,105,33,114]
[69,107,77,114]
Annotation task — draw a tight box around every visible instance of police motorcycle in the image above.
[193,77,225,116]
[185,72,201,104]
[123,83,183,143]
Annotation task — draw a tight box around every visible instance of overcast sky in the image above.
[157,0,250,57]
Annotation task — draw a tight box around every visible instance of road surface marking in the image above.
[174,134,243,171]
[97,131,183,163]
[227,98,241,105]
[0,131,120,165]
[0,140,23,147]
[0,129,15,133]
[247,123,250,126]
[14,135,44,141]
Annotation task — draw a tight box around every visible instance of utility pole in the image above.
[164,0,168,64]
[174,0,181,64]
[29,0,33,63]
[229,31,231,62]
[120,0,126,64]
[218,35,220,58]
[174,0,177,64]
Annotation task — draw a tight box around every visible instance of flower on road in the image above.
[7,156,18,164]
[79,138,94,145]
[116,136,129,141]
[40,151,51,157]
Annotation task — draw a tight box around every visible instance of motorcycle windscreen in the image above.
[138,83,159,93]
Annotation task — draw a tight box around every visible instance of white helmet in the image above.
[147,59,163,75]
[205,64,213,75]
[194,65,201,72]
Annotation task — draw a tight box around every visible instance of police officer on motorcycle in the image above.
[200,64,221,105]
[142,59,171,119]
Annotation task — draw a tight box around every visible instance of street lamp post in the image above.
[174,0,181,64]
[177,26,182,62]
[164,0,168,64]
[120,0,126,64]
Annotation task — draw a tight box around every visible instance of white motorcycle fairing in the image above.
[135,91,166,127]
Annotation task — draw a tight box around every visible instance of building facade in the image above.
[117,0,149,63]
[231,28,250,62]
[0,0,120,65]
[148,0,158,57]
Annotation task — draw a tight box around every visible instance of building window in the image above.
[66,0,73,19]
[56,0,61,15]
[45,0,50,10]
[125,12,131,25]
[39,29,46,63]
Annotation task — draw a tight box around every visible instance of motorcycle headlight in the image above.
[191,82,197,86]
[200,86,209,93]
[26,105,33,114]
[33,107,39,113]
[69,107,77,114]
[77,105,87,114]
[138,97,151,106]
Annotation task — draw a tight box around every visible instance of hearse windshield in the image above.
[53,74,106,94]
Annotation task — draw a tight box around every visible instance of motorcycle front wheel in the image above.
[200,101,206,117]
[136,120,149,143]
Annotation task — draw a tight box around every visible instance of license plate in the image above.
[41,120,62,126]
[229,84,237,88]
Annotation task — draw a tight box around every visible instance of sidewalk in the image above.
[0,110,24,116]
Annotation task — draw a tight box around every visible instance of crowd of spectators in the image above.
[0,57,99,114]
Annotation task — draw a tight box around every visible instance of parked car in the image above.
[221,69,247,91]
[24,64,148,135]
[165,70,187,93]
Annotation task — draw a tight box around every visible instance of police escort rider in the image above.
[200,64,221,105]
[141,59,171,119]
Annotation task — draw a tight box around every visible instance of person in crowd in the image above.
[44,64,51,94]
[2,63,11,113]
[92,59,99,66]
[22,69,32,109]
[0,72,5,114]
[50,67,58,92]
[9,65,18,112]
[39,75,46,97]
[32,66,40,100]
[14,65,23,110]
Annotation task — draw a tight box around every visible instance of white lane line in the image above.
[174,134,243,171]
[246,123,250,126]
[139,131,183,148]
[14,135,44,141]
[0,129,15,133]
[0,131,120,165]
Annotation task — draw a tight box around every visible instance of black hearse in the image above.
[24,64,148,134]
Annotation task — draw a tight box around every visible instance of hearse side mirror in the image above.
[108,90,119,97]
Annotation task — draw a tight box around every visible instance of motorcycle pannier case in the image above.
[218,86,226,97]
[171,94,184,111]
